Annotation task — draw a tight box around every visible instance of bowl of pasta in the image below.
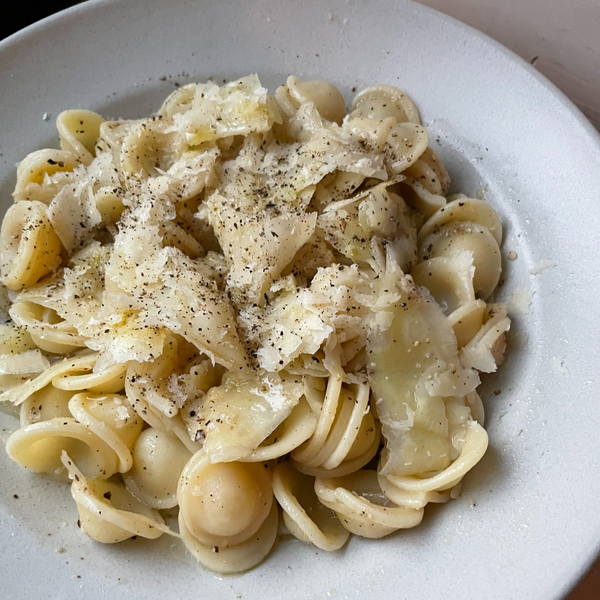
[1,0,599,599]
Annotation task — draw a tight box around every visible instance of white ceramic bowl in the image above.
[1,1,599,599]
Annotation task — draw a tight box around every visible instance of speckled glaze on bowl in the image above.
[1,1,599,599]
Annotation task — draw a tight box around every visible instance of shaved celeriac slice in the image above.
[201,370,304,463]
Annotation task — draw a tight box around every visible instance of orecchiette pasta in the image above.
[1,74,511,573]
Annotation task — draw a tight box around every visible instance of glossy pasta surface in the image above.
[0,75,510,573]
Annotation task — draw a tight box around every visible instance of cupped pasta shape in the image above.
[19,381,73,426]
[273,461,350,551]
[179,501,279,574]
[285,76,346,125]
[383,421,488,493]
[124,427,192,509]
[6,388,141,479]
[0,201,62,290]
[0,351,98,406]
[178,450,277,573]
[460,303,511,373]
[417,198,504,301]
[292,381,380,478]
[350,84,421,125]
[67,392,143,473]
[384,123,429,175]
[159,84,196,117]
[394,175,446,220]
[56,110,105,165]
[418,198,502,247]
[61,452,176,543]
[6,417,119,480]
[94,187,126,224]
[178,450,273,547]
[119,118,186,178]
[411,251,477,315]
[239,396,318,462]
[13,149,79,203]
[52,361,127,394]
[315,470,424,539]
[419,221,501,300]
[0,323,36,354]
[9,300,87,354]
[403,147,450,197]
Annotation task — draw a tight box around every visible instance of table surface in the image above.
[1,2,599,599]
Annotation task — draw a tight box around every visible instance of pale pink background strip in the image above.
[415,0,600,129]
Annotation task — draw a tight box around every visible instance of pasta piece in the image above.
[239,397,318,462]
[52,361,126,394]
[0,351,98,406]
[377,474,451,509]
[57,110,105,165]
[9,300,87,354]
[315,470,424,538]
[6,417,119,480]
[120,118,186,178]
[179,502,279,574]
[460,303,511,372]
[403,147,450,197]
[280,76,346,124]
[0,323,35,354]
[293,378,380,478]
[67,392,143,472]
[61,452,176,543]
[384,123,429,175]
[19,379,73,426]
[418,201,502,300]
[13,149,79,203]
[350,84,421,125]
[6,386,141,480]
[0,201,62,290]
[273,461,350,550]
[178,450,277,573]
[418,197,502,246]
[395,175,446,220]
[124,428,192,508]
[384,422,488,493]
